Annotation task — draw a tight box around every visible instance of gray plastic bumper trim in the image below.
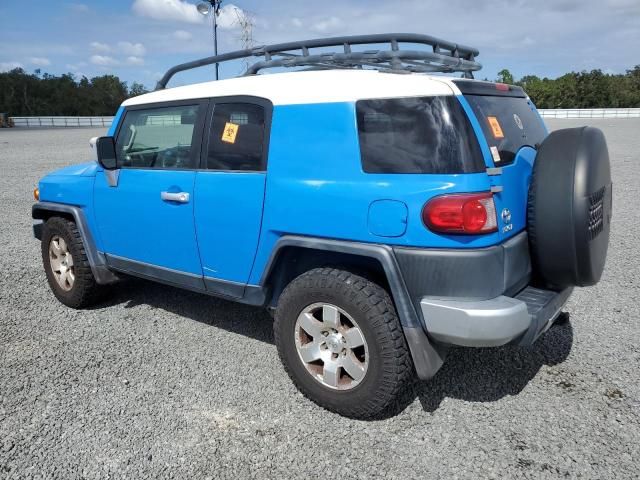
[420,286,572,347]
[421,295,529,347]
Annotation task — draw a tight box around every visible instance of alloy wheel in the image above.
[49,235,75,291]
[294,303,369,390]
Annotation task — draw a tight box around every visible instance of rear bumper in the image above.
[394,231,532,302]
[393,231,572,347]
[420,286,573,347]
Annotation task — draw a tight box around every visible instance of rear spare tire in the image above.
[528,126,612,289]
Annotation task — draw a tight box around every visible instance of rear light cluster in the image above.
[422,192,498,234]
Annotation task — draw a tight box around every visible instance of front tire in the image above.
[41,217,104,309]
[274,268,413,419]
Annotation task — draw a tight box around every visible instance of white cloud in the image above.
[66,62,88,77]
[217,4,249,30]
[173,30,193,41]
[0,61,23,72]
[90,41,111,53]
[68,3,89,13]
[310,16,343,34]
[144,70,164,81]
[29,57,51,66]
[90,55,118,66]
[132,0,203,24]
[607,0,640,14]
[118,41,146,56]
[291,18,303,28]
[126,56,145,66]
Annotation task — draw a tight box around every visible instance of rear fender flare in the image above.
[259,235,446,380]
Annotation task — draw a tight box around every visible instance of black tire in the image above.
[274,267,413,419]
[528,127,612,288]
[41,217,104,309]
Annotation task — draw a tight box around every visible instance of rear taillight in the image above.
[422,192,498,234]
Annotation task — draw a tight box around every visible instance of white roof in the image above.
[123,69,461,107]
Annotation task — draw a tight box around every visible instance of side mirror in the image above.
[96,136,117,170]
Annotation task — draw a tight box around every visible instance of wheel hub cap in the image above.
[294,303,369,391]
[325,333,344,353]
[49,235,75,291]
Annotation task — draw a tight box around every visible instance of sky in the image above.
[0,0,638,89]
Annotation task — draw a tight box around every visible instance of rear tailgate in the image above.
[454,80,547,241]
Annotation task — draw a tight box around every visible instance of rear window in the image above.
[464,95,547,165]
[356,96,484,174]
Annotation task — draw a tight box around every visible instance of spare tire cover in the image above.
[527,127,612,288]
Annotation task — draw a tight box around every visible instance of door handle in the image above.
[161,191,190,203]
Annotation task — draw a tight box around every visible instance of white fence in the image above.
[6,109,640,127]
[538,108,640,119]
[10,116,114,128]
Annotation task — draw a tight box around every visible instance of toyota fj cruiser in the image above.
[32,34,612,419]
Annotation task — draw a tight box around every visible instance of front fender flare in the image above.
[32,202,118,285]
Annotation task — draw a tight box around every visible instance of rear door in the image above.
[456,81,547,240]
[94,100,208,282]
[193,98,271,297]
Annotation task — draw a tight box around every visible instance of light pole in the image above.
[197,0,223,80]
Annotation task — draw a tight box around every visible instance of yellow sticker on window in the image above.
[221,122,239,144]
[487,116,505,139]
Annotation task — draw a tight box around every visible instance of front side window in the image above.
[207,103,266,171]
[356,96,485,174]
[115,104,201,169]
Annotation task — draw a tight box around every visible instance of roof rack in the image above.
[155,33,481,90]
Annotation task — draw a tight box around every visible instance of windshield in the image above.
[464,95,547,165]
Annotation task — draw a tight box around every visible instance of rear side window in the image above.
[356,96,484,174]
[115,104,201,169]
[464,95,547,165]
[207,103,266,171]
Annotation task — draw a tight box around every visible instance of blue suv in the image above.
[32,34,612,418]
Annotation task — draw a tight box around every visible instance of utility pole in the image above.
[235,8,255,73]
[197,0,223,80]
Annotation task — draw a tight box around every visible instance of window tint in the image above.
[207,103,265,171]
[464,95,547,165]
[115,104,201,169]
[356,96,484,174]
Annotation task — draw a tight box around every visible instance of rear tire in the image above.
[274,267,413,419]
[41,217,105,309]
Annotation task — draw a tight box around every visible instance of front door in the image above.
[94,100,208,285]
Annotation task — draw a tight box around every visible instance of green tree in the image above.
[0,69,150,116]
[129,82,148,97]
[497,68,514,85]
[2,66,640,115]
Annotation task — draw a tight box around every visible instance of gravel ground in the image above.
[1,120,638,479]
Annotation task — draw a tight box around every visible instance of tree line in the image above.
[1,66,639,116]
[0,69,148,117]
[497,66,640,109]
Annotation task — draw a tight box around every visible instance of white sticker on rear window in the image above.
[490,146,501,164]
